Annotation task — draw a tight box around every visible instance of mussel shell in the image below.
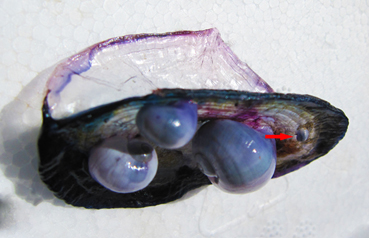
[38,88,348,208]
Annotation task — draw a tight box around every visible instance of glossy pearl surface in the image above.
[88,137,158,193]
[192,120,276,193]
[136,101,197,149]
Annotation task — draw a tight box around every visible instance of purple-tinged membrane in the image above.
[44,28,273,119]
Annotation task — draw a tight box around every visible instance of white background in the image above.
[0,0,368,237]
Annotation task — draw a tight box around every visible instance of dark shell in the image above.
[37,29,348,208]
[38,88,348,208]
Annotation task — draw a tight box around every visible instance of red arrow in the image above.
[265,133,293,141]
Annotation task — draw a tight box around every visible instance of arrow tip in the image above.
[280,133,293,140]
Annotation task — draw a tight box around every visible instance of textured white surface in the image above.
[0,0,367,237]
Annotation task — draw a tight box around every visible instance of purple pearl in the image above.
[136,101,198,149]
[88,137,158,193]
[192,120,276,193]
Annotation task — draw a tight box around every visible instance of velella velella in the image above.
[37,28,348,208]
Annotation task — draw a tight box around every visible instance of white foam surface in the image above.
[0,0,368,237]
